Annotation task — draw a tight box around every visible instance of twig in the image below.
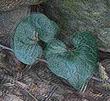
[16,80,38,101]
[92,76,103,82]
[22,65,32,74]
[38,59,48,64]
[0,44,13,52]
[92,76,110,84]
[25,89,38,101]
[80,83,88,93]
[43,85,58,101]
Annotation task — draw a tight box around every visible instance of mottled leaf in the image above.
[30,13,59,42]
[45,32,98,91]
[13,13,58,65]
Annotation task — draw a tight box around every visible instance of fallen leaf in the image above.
[13,13,59,65]
[45,32,98,91]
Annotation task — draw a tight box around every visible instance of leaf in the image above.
[45,32,98,91]
[30,13,59,42]
[13,13,59,65]
[99,63,109,80]
[99,60,110,90]
[14,42,42,65]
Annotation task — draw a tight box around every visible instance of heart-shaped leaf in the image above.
[45,32,98,91]
[13,13,59,65]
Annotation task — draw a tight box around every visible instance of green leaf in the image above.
[13,13,58,65]
[14,43,42,65]
[29,13,59,42]
[45,32,98,91]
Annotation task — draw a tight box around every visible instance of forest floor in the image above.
[0,3,110,101]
